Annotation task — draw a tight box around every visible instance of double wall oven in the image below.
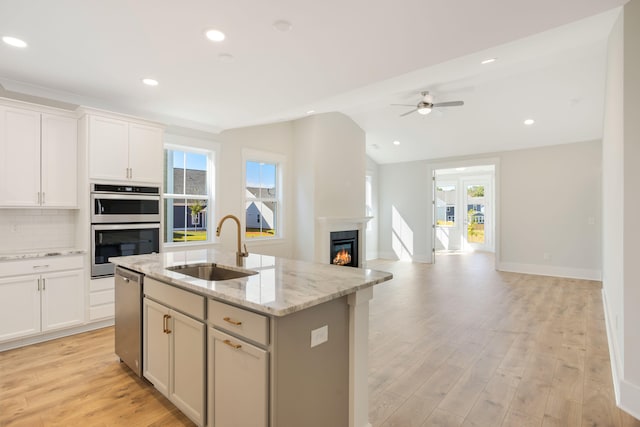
[91,184,160,277]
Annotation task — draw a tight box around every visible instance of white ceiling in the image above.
[0,0,627,164]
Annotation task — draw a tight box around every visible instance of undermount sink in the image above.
[168,263,257,281]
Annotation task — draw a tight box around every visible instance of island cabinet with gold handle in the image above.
[206,295,350,427]
[143,278,206,426]
[208,327,268,427]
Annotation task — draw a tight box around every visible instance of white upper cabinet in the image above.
[41,113,78,207]
[0,104,78,208]
[128,123,163,184]
[88,115,163,184]
[0,107,41,206]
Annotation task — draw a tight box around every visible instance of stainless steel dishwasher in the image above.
[115,266,143,376]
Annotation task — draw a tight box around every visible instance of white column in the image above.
[348,286,373,427]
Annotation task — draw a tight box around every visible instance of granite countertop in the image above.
[0,248,86,262]
[110,248,393,317]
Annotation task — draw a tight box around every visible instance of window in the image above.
[164,146,212,244]
[435,184,456,227]
[245,159,280,239]
[365,175,373,231]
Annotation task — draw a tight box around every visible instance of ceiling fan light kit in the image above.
[393,90,464,117]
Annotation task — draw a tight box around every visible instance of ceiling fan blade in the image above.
[433,101,464,107]
[391,104,417,107]
[400,108,418,117]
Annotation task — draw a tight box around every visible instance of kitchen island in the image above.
[110,248,392,427]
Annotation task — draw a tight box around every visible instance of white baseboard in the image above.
[602,289,640,420]
[376,251,432,263]
[0,319,114,352]
[620,379,640,420]
[602,289,622,404]
[497,262,601,281]
[377,251,398,260]
[412,254,432,263]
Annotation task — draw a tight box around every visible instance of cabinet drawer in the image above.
[90,303,114,320]
[208,299,269,346]
[90,276,114,292]
[90,289,114,306]
[0,255,83,278]
[144,278,205,321]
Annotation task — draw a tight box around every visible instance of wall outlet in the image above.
[311,325,328,348]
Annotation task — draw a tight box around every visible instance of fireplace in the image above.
[330,230,358,268]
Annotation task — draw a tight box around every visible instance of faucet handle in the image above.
[241,244,249,257]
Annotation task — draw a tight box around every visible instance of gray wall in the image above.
[499,141,601,278]
[378,140,602,279]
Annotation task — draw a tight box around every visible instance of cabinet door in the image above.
[88,115,129,181]
[143,298,170,397]
[0,106,41,206]
[41,270,84,331]
[171,310,205,426]
[210,328,268,427]
[128,123,163,183]
[0,275,41,341]
[41,114,78,207]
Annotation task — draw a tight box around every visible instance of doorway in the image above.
[433,165,495,255]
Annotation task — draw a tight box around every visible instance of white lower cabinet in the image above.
[0,256,85,343]
[143,296,205,426]
[208,328,268,427]
[0,275,40,341]
[40,270,85,331]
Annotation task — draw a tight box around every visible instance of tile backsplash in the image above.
[0,209,77,253]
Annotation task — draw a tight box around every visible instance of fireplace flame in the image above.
[333,249,352,266]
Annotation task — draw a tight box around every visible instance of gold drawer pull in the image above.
[223,316,242,326]
[223,339,242,350]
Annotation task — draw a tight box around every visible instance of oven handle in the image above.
[92,223,161,231]
[90,193,160,201]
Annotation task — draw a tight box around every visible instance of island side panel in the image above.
[272,296,349,427]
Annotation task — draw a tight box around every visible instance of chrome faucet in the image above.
[216,214,249,266]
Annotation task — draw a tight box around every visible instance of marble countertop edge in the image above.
[0,249,86,261]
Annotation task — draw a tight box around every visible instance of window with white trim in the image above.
[164,146,213,244]
[244,152,283,240]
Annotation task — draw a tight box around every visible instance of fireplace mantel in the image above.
[317,216,373,224]
[315,217,372,267]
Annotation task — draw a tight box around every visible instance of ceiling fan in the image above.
[392,91,464,117]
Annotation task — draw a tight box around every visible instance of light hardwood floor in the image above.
[0,253,638,426]
[367,253,639,427]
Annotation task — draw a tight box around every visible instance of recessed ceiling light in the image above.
[2,36,27,48]
[306,110,315,115]
[205,29,226,42]
[524,119,535,125]
[393,140,400,146]
[218,53,234,62]
[481,58,496,65]
[142,78,159,86]
[273,20,293,32]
